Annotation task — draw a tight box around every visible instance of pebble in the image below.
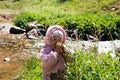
[3,57,10,62]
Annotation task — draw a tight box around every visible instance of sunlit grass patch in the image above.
[19,50,120,80]
[20,57,43,80]
[64,50,120,80]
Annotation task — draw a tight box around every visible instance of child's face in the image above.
[51,35,62,47]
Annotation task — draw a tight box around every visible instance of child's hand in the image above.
[54,42,65,54]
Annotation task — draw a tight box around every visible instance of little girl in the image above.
[39,25,74,80]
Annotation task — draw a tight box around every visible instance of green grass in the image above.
[64,50,120,80]
[4,0,118,40]
[20,57,43,80]
[0,0,118,14]
[19,50,120,80]
[13,11,120,40]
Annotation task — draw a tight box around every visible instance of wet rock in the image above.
[115,48,120,53]
[86,34,98,42]
[36,23,44,29]
[115,47,120,57]
[26,22,37,33]
[0,23,13,34]
[35,23,46,36]
[26,22,46,35]
[3,57,10,62]
[25,22,46,39]
[9,26,26,34]
[111,6,119,11]
[65,28,78,40]
[38,29,46,36]
[0,25,5,30]
[26,28,39,39]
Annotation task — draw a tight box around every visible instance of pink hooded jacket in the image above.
[39,25,67,79]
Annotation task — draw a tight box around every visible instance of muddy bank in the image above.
[0,25,36,80]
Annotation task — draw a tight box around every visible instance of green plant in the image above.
[20,57,43,80]
[13,12,38,29]
[10,0,120,40]
[64,50,120,80]
[19,50,120,80]
[13,11,120,40]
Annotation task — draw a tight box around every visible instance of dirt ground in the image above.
[0,32,34,80]
[0,13,27,80]
[0,31,34,80]
[0,49,25,80]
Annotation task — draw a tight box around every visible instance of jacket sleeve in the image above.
[39,46,59,69]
